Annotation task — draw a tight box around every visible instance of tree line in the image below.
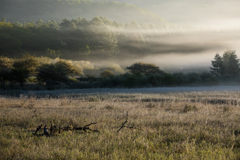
[1,50,240,90]
[0,17,170,60]
[210,50,240,77]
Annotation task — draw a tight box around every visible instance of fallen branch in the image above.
[74,122,99,132]
[116,112,142,133]
[33,124,42,135]
[33,121,99,136]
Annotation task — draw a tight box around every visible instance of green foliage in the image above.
[0,33,22,54]
[162,73,175,86]
[10,68,29,89]
[36,63,69,88]
[105,64,125,75]
[210,51,240,77]
[36,59,82,89]
[186,72,202,84]
[13,54,39,75]
[127,62,164,76]
[56,60,82,75]
[210,53,223,76]
[123,73,139,88]
[0,14,171,60]
[172,72,186,85]
[68,77,78,82]
[46,48,60,58]
[0,56,13,69]
[225,50,240,76]
[147,74,163,86]
[28,77,38,83]
[100,70,113,78]
[0,56,13,88]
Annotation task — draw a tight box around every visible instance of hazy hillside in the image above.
[0,0,169,25]
[92,0,240,28]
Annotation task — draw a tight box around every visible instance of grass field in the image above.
[1,88,240,159]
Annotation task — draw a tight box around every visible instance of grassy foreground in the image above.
[1,91,240,159]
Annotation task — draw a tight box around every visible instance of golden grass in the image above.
[1,91,240,159]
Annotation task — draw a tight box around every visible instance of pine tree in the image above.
[210,53,223,76]
[226,51,240,76]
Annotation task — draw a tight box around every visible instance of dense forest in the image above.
[0,16,223,62]
[0,16,182,60]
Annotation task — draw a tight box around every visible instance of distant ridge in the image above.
[0,0,170,25]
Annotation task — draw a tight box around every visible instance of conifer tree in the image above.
[210,53,223,76]
[226,51,240,76]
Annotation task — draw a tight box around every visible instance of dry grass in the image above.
[1,90,240,159]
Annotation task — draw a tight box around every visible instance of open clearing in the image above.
[1,86,240,159]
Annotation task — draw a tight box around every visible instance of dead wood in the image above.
[50,124,58,135]
[33,121,99,136]
[74,122,99,132]
[116,112,142,133]
[33,124,42,135]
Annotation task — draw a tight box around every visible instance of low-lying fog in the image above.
[90,29,240,72]
[88,0,240,72]
[9,86,240,97]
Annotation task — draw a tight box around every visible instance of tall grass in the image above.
[1,91,240,159]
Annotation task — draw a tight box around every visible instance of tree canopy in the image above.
[126,62,164,76]
[210,50,240,77]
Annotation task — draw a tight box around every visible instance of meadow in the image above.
[1,88,240,159]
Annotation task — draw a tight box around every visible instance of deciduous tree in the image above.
[126,62,164,76]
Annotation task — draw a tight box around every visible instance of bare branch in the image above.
[116,112,143,133]
[74,122,98,132]
[33,124,42,135]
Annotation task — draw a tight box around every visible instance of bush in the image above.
[36,63,69,89]
[172,72,186,86]
[56,60,82,75]
[100,70,113,78]
[0,56,13,89]
[28,76,38,83]
[123,73,139,88]
[147,74,163,86]
[162,73,175,86]
[186,72,202,84]
[13,54,39,76]
[10,68,29,89]
[68,77,78,82]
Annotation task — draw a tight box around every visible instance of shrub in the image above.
[36,63,69,89]
[0,56,13,89]
[13,54,39,76]
[56,60,82,75]
[10,68,29,89]
[68,77,78,82]
[28,76,38,83]
[186,72,202,84]
[172,72,186,86]
[162,73,175,86]
[147,74,163,86]
[123,73,139,88]
[100,70,113,78]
